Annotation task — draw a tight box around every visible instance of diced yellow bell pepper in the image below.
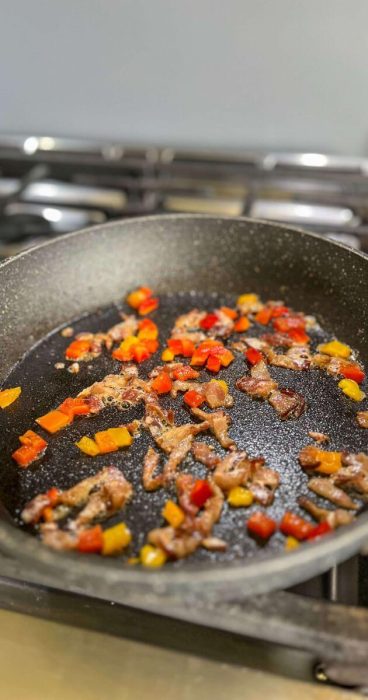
[338,378,366,402]
[0,386,21,409]
[162,500,185,528]
[237,293,259,307]
[161,348,175,362]
[106,427,132,448]
[119,336,140,351]
[102,522,132,555]
[127,557,140,565]
[316,450,342,475]
[210,379,228,395]
[227,487,254,507]
[140,544,167,568]
[75,436,100,456]
[285,536,300,550]
[318,340,351,359]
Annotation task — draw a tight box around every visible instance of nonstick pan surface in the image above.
[0,215,367,603]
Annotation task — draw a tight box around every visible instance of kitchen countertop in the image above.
[0,608,361,700]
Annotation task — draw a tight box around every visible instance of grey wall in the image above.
[0,0,367,154]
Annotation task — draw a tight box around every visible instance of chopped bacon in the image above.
[176,474,199,517]
[236,361,277,399]
[143,393,175,440]
[107,314,138,343]
[308,477,358,510]
[213,451,251,490]
[299,445,321,469]
[267,346,311,371]
[21,493,51,525]
[59,466,132,511]
[335,452,368,496]
[156,421,209,453]
[299,497,355,529]
[148,525,201,559]
[268,388,306,420]
[208,309,235,338]
[357,411,368,429]
[249,461,280,506]
[191,407,235,449]
[201,536,228,551]
[162,436,193,483]
[79,367,148,410]
[308,431,329,444]
[191,441,221,469]
[40,523,78,551]
[171,380,200,398]
[142,447,163,491]
[171,309,206,345]
[194,480,224,536]
[261,333,294,348]
[203,381,233,409]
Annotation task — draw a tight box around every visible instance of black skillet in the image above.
[0,214,367,604]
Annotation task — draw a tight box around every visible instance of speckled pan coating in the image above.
[0,214,367,605]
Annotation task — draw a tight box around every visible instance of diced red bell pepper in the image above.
[77,525,103,553]
[234,316,250,332]
[168,339,184,355]
[138,296,159,316]
[133,343,151,363]
[142,338,159,354]
[190,479,213,508]
[247,512,277,540]
[280,512,314,541]
[190,348,210,366]
[206,355,221,373]
[220,306,238,320]
[287,328,310,345]
[306,521,332,540]
[270,306,290,318]
[180,339,195,357]
[172,365,199,381]
[59,397,91,418]
[46,487,60,506]
[245,347,264,365]
[200,313,218,330]
[152,372,173,394]
[273,316,306,333]
[255,308,273,325]
[339,364,365,384]
[19,430,47,451]
[65,339,91,360]
[183,390,205,408]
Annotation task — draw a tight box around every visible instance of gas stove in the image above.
[1,134,368,257]
[1,134,368,695]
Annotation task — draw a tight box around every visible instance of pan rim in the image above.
[0,213,367,599]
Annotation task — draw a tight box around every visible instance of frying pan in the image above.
[0,214,367,605]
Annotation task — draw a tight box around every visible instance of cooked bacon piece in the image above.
[209,309,234,338]
[148,525,202,559]
[261,333,294,348]
[357,411,368,429]
[236,361,277,399]
[75,474,132,528]
[249,461,280,506]
[156,421,209,453]
[299,445,321,469]
[74,331,110,358]
[308,477,358,510]
[214,451,250,490]
[308,431,329,444]
[335,453,368,496]
[149,362,183,379]
[191,407,235,449]
[299,497,355,528]
[107,314,138,343]
[162,436,193,483]
[191,441,220,469]
[79,367,148,410]
[268,388,306,420]
[203,381,233,409]
[244,337,269,351]
[171,309,206,344]
[143,393,175,440]
[142,447,163,491]
[267,346,311,371]
[171,380,200,398]
[194,480,224,536]
[21,493,51,525]
[176,474,199,517]
[202,536,228,551]
[310,353,331,370]
[40,523,77,551]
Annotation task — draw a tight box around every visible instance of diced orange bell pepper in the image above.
[46,487,60,506]
[180,339,195,357]
[77,525,103,553]
[0,386,21,409]
[255,308,273,325]
[206,355,221,373]
[183,389,205,408]
[126,286,153,309]
[168,339,184,356]
[220,306,238,320]
[12,445,40,468]
[59,397,91,418]
[218,348,234,367]
[151,372,173,394]
[247,512,277,540]
[162,500,185,528]
[94,430,119,454]
[36,409,72,434]
[273,316,306,333]
[65,339,91,360]
[19,429,47,451]
[173,365,199,381]
[316,451,342,475]
[234,317,250,332]
[190,348,209,366]
[141,338,159,354]
[138,318,159,340]
[287,328,310,345]
[138,297,159,315]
